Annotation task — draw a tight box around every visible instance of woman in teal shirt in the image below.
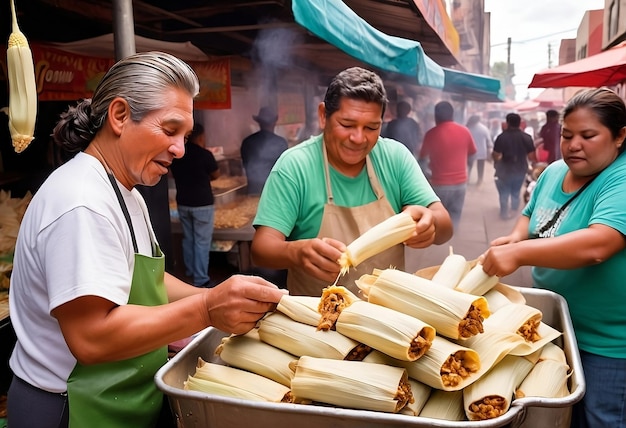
[482,88,626,428]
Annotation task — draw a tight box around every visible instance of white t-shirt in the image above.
[9,152,156,393]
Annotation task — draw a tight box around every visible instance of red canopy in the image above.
[528,42,626,88]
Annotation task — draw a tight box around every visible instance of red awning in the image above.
[528,42,626,88]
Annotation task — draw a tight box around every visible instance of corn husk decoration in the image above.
[184,357,293,403]
[5,0,37,153]
[419,389,466,421]
[430,246,470,289]
[290,356,413,413]
[317,285,359,330]
[337,212,416,276]
[356,268,490,340]
[215,329,296,387]
[463,352,540,420]
[515,342,571,399]
[335,300,435,361]
[257,312,371,361]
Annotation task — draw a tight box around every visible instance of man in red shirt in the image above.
[419,101,476,230]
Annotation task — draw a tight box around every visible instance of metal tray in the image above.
[155,287,584,428]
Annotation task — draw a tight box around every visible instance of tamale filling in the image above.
[317,291,350,331]
[458,305,485,338]
[517,319,541,342]
[440,351,478,387]
[394,377,414,412]
[344,343,373,361]
[409,332,433,359]
[282,392,295,403]
[469,395,507,420]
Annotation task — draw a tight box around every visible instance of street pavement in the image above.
[405,160,534,289]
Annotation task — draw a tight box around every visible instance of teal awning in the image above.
[291,0,504,102]
[443,68,505,102]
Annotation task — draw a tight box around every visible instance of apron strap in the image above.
[107,172,139,254]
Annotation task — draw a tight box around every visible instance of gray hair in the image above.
[323,67,388,119]
[53,51,200,155]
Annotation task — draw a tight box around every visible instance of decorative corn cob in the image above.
[5,0,37,153]
[455,262,500,295]
[317,285,359,330]
[463,352,540,420]
[290,355,414,413]
[257,312,371,361]
[419,390,466,421]
[431,246,469,288]
[184,358,294,403]
[357,268,490,340]
[215,329,296,387]
[335,300,435,361]
[337,212,416,275]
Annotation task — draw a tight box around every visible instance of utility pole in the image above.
[506,37,515,100]
[548,42,553,68]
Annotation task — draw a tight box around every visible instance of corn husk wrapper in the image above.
[484,303,542,342]
[538,341,568,364]
[184,358,293,403]
[257,312,369,360]
[455,262,500,295]
[516,342,571,399]
[317,285,360,330]
[483,288,517,313]
[276,295,323,327]
[356,268,490,340]
[290,355,413,413]
[215,329,295,387]
[516,358,571,399]
[430,246,470,289]
[364,336,481,391]
[338,212,416,275]
[419,389,466,421]
[335,300,435,361]
[463,352,540,421]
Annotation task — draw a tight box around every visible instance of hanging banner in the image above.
[1,44,231,109]
[31,45,115,101]
[189,58,231,109]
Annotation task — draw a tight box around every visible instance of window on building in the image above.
[609,1,619,39]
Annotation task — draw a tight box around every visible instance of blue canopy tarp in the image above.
[292,0,504,102]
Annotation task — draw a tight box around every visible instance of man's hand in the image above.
[203,275,288,335]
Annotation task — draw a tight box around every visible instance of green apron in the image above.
[66,173,168,427]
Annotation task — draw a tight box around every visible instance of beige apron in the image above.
[287,143,405,297]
